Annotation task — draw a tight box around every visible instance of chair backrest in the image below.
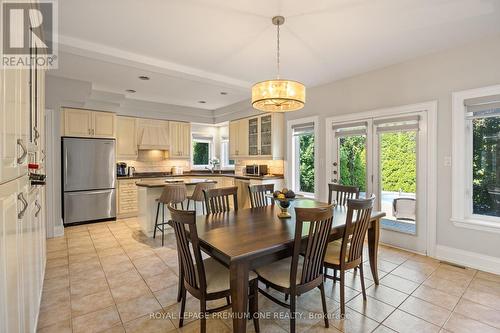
[158,183,187,205]
[328,184,360,206]
[290,204,335,288]
[339,196,375,267]
[203,186,238,214]
[248,184,274,208]
[190,182,216,201]
[167,204,207,293]
[393,198,416,221]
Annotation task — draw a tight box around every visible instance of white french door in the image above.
[329,111,429,254]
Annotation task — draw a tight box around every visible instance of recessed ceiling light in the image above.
[198,100,206,104]
[126,89,136,93]
[138,75,150,80]
[220,91,228,95]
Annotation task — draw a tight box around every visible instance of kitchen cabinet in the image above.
[0,68,30,184]
[117,116,138,159]
[246,113,284,159]
[169,121,191,159]
[117,178,140,218]
[229,119,249,159]
[62,108,116,138]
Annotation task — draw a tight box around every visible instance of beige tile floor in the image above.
[38,217,500,333]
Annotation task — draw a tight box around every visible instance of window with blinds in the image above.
[374,115,420,133]
[333,121,367,137]
[464,94,500,218]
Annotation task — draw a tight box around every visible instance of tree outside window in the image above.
[298,134,315,193]
[192,139,210,166]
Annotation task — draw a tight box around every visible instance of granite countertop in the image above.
[136,178,218,188]
[118,171,284,181]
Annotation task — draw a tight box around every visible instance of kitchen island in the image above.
[136,178,217,236]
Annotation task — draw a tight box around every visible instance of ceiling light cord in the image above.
[276,22,280,79]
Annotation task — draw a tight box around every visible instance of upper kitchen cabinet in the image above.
[229,119,249,159]
[230,113,283,159]
[169,121,191,159]
[0,68,30,184]
[116,116,138,159]
[62,108,116,138]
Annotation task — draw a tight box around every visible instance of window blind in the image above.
[465,94,500,119]
[332,121,367,137]
[374,115,419,133]
[292,122,314,136]
[192,134,213,141]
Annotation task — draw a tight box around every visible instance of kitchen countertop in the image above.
[135,178,218,188]
[118,172,284,181]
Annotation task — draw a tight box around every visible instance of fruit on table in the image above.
[285,190,295,198]
[273,189,296,199]
[277,193,286,199]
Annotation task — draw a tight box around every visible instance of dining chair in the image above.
[248,184,275,208]
[187,182,215,214]
[153,183,187,246]
[323,196,375,316]
[203,186,238,213]
[327,183,360,206]
[255,204,335,333]
[167,204,260,333]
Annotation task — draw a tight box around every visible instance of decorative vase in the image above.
[276,199,291,218]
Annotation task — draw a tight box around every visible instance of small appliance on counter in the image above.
[128,166,135,177]
[117,162,127,176]
[171,166,183,175]
[245,164,268,176]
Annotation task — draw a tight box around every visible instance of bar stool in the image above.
[153,184,187,246]
[186,182,215,214]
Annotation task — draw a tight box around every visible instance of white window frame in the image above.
[452,85,500,234]
[286,116,319,199]
[191,137,212,170]
[220,139,235,170]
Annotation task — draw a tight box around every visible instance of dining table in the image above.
[193,199,386,333]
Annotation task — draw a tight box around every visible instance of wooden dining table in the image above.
[194,199,385,333]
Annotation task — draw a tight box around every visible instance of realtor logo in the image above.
[1,0,58,68]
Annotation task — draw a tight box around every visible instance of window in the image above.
[452,88,500,233]
[466,98,500,218]
[291,121,316,195]
[220,139,234,169]
[192,137,212,168]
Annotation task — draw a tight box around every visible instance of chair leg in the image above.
[319,283,329,328]
[181,202,184,210]
[176,253,184,302]
[153,202,160,239]
[285,293,289,301]
[333,269,337,284]
[187,199,190,210]
[290,295,296,333]
[161,203,165,246]
[359,263,367,300]
[340,270,346,317]
[200,301,207,333]
[202,201,205,214]
[250,279,260,333]
[179,285,187,327]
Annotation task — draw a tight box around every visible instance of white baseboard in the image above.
[435,245,500,275]
[53,223,64,238]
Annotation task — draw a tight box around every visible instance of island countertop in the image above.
[136,178,217,188]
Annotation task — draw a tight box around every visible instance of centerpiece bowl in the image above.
[268,188,298,219]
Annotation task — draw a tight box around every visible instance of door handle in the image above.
[17,193,28,219]
[17,139,28,164]
[35,200,42,218]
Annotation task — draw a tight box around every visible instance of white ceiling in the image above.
[51,0,500,110]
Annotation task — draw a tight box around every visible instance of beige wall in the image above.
[219,34,500,259]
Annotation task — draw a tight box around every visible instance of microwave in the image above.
[245,164,268,176]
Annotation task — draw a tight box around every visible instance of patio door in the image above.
[330,112,428,254]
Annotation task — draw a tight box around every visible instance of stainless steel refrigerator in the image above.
[62,137,116,225]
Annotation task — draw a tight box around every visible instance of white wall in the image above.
[218,34,500,259]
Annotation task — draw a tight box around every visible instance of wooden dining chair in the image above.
[248,184,275,208]
[323,196,375,316]
[203,186,238,213]
[327,183,360,206]
[153,183,187,246]
[167,204,260,333]
[256,204,335,333]
[187,182,215,214]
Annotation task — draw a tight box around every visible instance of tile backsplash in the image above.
[234,160,284,176]
[120,151,190,172]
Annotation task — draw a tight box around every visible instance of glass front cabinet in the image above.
[246,113,283,159]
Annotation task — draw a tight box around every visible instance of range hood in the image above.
[138,126,170,150]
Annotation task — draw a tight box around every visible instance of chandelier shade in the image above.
[251,79,306,112]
